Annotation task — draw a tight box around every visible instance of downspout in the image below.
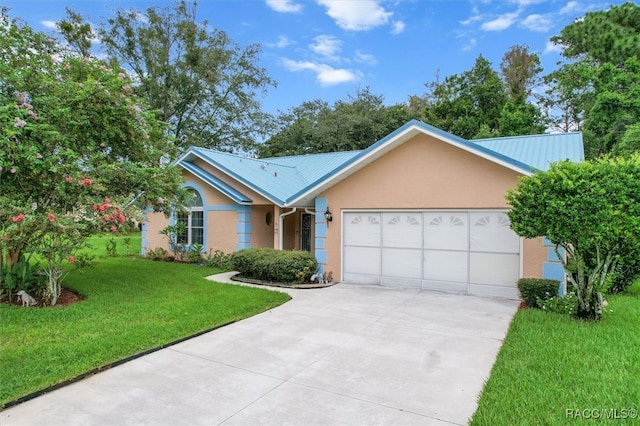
[278,208,297,250]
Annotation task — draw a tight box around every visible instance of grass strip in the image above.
[471,293,640,425]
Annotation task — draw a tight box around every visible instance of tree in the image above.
[543,3,640,157]
[585,57,640,157]
[60,1,276,153]
[419,55,507,139]
[1,11,183,304]
[506,156,640,320]
[56,8,93,58]
[259,87,410,157]
[550,1,640,67]
[500,44,542,103]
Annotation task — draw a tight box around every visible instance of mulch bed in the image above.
[2,288,84,308]
[231,274,337,289]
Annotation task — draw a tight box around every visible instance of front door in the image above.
[300,213,313,252]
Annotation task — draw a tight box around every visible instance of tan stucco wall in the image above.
[522,237,546,278]
[144,211,170,253]
[319,133,544,280]
[206,210,238,254]
[251,205,275,248]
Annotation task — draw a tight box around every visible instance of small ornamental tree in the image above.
[507,156,640,320]
[0,11,183,304]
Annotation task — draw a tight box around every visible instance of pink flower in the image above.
[65,176,73,183]
[10,168,16,174]
[110,226,117,233]
[12,213,25,223]
[36,153,43,159]
[156,197,164,204]
[117,72,126,79]
[47,213,55,222]
[79,178,92,186]
[14,117,26,128]
[69,256,75,264]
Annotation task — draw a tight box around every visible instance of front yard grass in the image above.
[0,251,290,408]
[471,293,640,425]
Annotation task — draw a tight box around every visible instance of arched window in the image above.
[177,189,204,246]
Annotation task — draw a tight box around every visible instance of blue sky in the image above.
[3,0,626,116]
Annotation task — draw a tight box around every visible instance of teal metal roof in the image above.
[178,148,358,205]
[179,161,252,204]
[175,120,584,207]
[473,132,584,171]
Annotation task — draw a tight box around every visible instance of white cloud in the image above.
[543,39,563,54]
[281,58,359,86]
[463,38,477,51]
[460,14,482,25]
[559,1,580,15]
[266,0,302,13]
[317,0,392,31]
[310,35,342,60]
[519,14,552,32]
[42,20,57,30]
[266,35,294,48]
[481,12,520,31]
[354,50,377,65]
[391,20,406,34]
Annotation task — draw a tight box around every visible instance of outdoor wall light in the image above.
[324,207,333,224]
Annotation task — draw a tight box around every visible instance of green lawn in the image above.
[471,292,640,425]
[0,236,290,408]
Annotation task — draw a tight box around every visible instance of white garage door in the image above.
[343,211,520,298]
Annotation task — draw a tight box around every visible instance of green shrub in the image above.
[0,258,46,300]
[145,247,167,261]
[204,249,233,270]
[231,248,318,284]
[517,278,560,309]
[626,277,640,297]
[609,254,640,293]
[185,244,204,263]
[537,292,579,316]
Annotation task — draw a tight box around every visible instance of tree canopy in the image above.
[59,1,276,153]
[258,87,410,157]
[0,10,183,304]
[544,2,640,158]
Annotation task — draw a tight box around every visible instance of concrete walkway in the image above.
[1,273,519,426]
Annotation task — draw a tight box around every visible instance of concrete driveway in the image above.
[1,273,518,426]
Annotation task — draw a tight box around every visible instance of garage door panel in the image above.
[423,250,468,282]
[382,248,422,279]
[469,252,520,287]
[424,213,468,251]
[382,213,422,248]
[469,212,519,253]
[344,246,381,275]
[344,213,381,246]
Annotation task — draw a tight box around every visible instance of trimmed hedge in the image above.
[517,278,561,309]
[231,248,318,284]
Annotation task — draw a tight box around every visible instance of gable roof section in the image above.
[175,147,359,206]
[179,161,252,205]
[473,132,584,172]
[285,120,539,206]
[175,120,584,207]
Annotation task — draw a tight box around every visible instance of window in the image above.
[177,189,204,246]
